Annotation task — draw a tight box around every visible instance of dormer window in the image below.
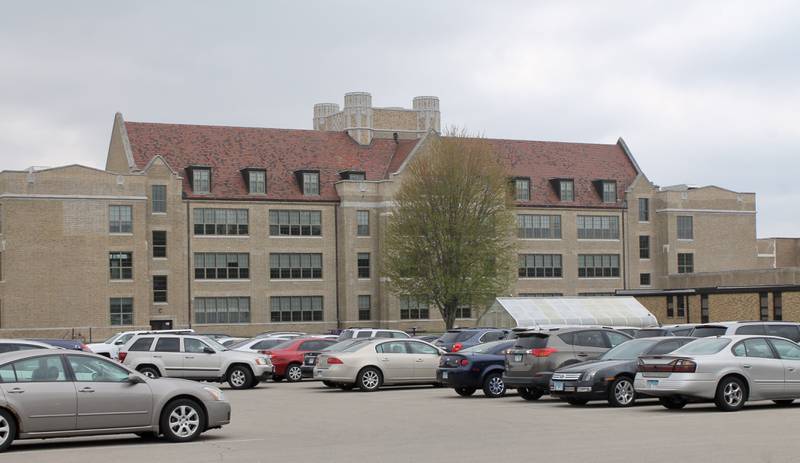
[302,172,320,196]
[242,168,266,194]
[187,166,211,194]
[514,177,530,201]
[593,180,617,203]
[340,171,366,181]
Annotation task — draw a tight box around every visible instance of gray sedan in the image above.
[635,335,800,411]
[0,350,230,452]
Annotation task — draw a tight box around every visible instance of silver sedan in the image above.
[635,335,800,411]
[0,350,230,452]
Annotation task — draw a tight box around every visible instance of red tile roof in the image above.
[124,121,638,206]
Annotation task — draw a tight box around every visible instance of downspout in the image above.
[186,200,192,329]
[334,203,341,330]
[622,206,628,291]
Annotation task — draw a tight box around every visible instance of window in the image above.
[400,297,429,319]
[155,337,180,352]
[192,168,210,194]
[760,292,769,321]
[575,331,607,348]
[769,338,800,360]
[376,341,409,354]
[193,208,248,236]
[677,216,693,240]
[195,297,251,323]
[270,253,322,279]
[666,296,674,318]
[358,295,371,321]
[109,252,133,280]
[109,205,132,233]
[768,323,800,342]
[152,231,167,258]
[514,178,530,201]
[606,331,630,347]
[270,296,323,322]
[303,172,320,196]
[409,342,439,355]
[129,337,154,351]
[742,338,775,359]
[184,338,212,354]
[517,215,561,239]
[194,253,250,280]
[649,340,686,355]
[357,253,370,279]
[153,276,167,303]
[577,216,620,240]
[356,210,370,236]
[677,253,694,274]
[577,254,620,278]
[701,294,709,323]
[8,356,67,382]
[638,198,649,222]
[559,180,574,201]
[248,170,266,194]
[341,171,366,181]
[602,181,617,203]
[639,273,651,286]
[68,355,129,382]
[774,292,783,321]
[456,306,472,319]
[149,185,166,214]
[110,297,133,325]
[269,210,321,236]
[518,254,563,278]
[639,235,650,259]
[676,295,687,318]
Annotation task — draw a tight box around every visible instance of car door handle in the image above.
[577,353,589,357]
[185,356,194,359]
[153,355,162,358]
[7,388,24,394]
[79,387,95,393]
[381,357,389,361]
[789,368,796,372]
[415,358,424,363]
[743,364,752,369]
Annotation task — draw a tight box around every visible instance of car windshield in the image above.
[322,340,364,352]
[102,333,123,344]
[691,326,728,338]
[340,341,371,353]
[513,335,549,349]
[199,336,228,351]
[672,338,731,355]
[634,329,665,339]
[602,339,657,360]
[461,340,513,354]
[438,331,475,343]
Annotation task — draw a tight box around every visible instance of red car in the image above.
[263,337,338,382]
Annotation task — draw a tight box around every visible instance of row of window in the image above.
[187,167,324,196]
[514,178,618,203]
[668,292,783,324]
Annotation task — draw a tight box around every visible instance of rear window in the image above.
[671,328,693,336]
[129,337,154,351]
[337,330,354,341]
[691,326,727,338]
[514,335,549,349]
[635,329,666,338]
[735,325,765,336]
[438,331,475,343]
[252,339,285,350]
[673,338,731,355]
[766,325,800,342]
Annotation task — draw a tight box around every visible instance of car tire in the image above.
[138,366,160,379]
[357,367,382,392]
[160,399,205,443]
[455,387,477,397]
[0,409,16,452]
[714,376,747,412]
[659,397,688,410]
[322,381,337,388]
[565,398,589,406]
[608,377,636,407]
[482,373,506,398]
[227,365,254,390]
[285,364,303,383]
[773,399,794,406]
[518,387,543,401]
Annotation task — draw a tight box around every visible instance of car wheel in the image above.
[518,387,543,401]
[357,367,382,392]
[160,399,205,443]
[227,365,254,390]
[608,377,636,407]
[774,399,794,406]
[715,376,747,412]
[0,409,16,452]
[138,366,160,379]
[339,384,355,391]
[482,373,506,398]
[659,397,688,410]
[455,387,477,397]
[565,398,589,405]
[285,364,303,383]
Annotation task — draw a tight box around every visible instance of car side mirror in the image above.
[127,373,145,384]
[115,340,126,345]
[203,347,215,354]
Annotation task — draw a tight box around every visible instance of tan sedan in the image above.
[314,338,444,391]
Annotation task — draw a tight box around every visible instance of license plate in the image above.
[442,372,448,379]
[315,370,322,377]
[647,379,659,388]
[514,354,523,362]
[552,381,564,391]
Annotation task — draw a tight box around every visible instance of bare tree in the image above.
[382,130,516,329]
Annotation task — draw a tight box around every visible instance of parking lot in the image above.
[2,380,799,463]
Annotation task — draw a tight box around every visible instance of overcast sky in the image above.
[1,1,798,237]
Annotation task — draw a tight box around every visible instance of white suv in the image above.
[86,329,194,359]
[120,333,272,389]
[336,328,410,341]
[689,321,800,341]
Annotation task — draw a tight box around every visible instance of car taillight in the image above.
[118,352,127,362]
[452,343,463,352]
[531,347,558,357]
[327,357,343,365]
[638,358,697,373]
[671,359,697,373]
[459,358,469,367]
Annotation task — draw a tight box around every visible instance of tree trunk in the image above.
[442,300,459,330]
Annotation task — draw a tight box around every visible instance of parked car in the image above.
[255,331,307,339]
[120,333,272,389]
[31,339,91,352]
[231,337,292,354]
[314,338,444,391]
[336,328,409,341]
[413,335,441,343]
[688,321,800,341]
[265,337,338,382]
[0,339,58,353]
[433,328,510,352]
[614,327,641,337]
[550,337,696,406]
[301,339,371,381]
[0,349,230,451]
[86,329,195,359]
[634,324,697,338]
[437,340,516,398]
[503,327,632,401]
[635,335,800,411]
[220,337,248,348]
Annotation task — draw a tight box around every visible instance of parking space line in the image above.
[11,438,266,455]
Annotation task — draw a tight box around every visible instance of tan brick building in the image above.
[0,92,796,340]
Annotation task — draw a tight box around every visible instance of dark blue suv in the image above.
[433,328,510,352]
[437,340,516,398]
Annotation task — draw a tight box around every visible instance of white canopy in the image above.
[479,297,658,329]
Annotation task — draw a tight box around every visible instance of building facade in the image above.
[0,92,794,340]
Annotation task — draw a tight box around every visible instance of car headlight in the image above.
[255,357,271,366]
[582,370,598,381]
[203,386,225,401]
